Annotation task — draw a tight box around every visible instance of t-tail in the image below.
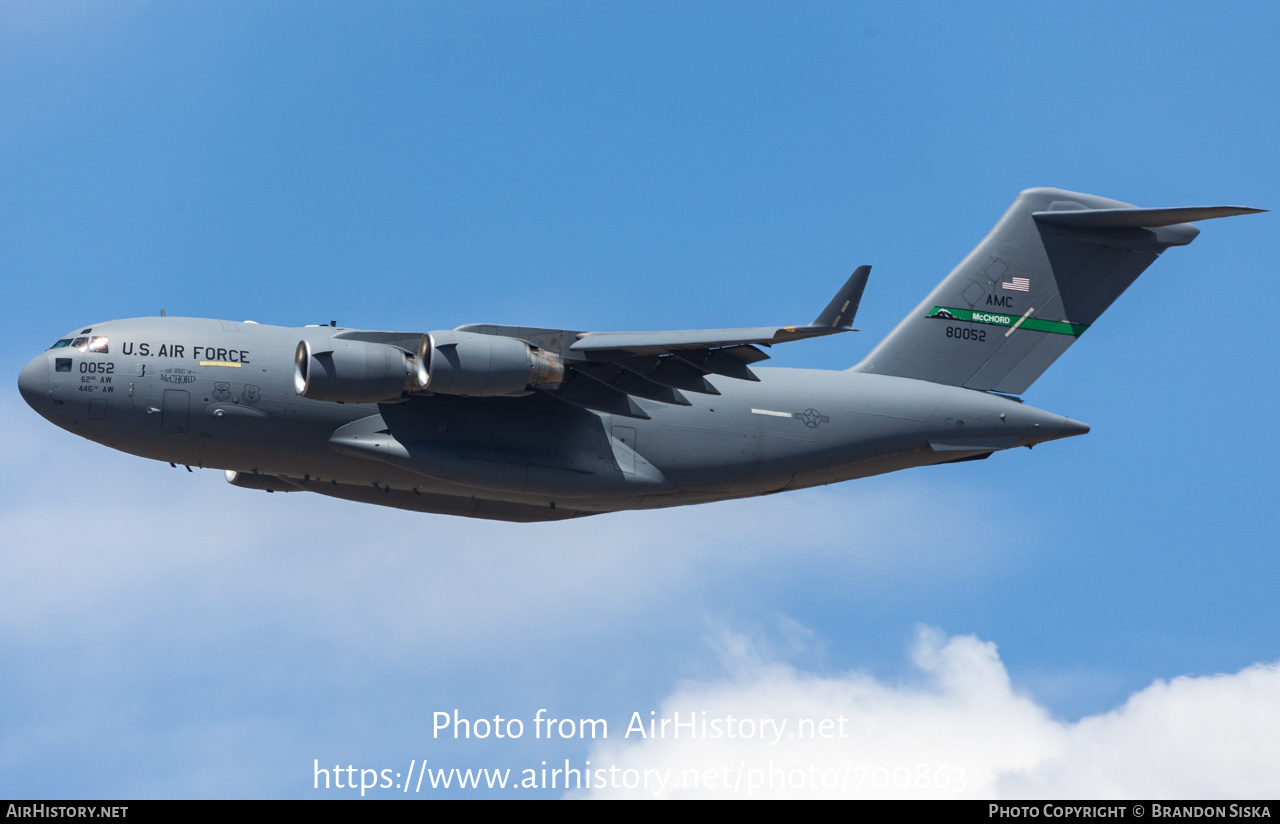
[852,188,1263,395]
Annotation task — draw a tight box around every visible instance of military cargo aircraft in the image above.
[18,188,1263,522]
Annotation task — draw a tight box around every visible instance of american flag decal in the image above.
[1001,276,1030,292]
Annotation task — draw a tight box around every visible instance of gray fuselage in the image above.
[18,316,1086,522]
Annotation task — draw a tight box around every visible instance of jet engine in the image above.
[294,339,414,403]
[416,331,564,396]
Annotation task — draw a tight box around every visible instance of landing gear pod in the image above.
[416,331,564,396]
[294,339,414,403]
[224,470,299,492]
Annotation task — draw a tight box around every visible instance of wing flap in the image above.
[619,356,721,395]
[549,374,651,419]
[673,346,763,381]
[571,362,692,405]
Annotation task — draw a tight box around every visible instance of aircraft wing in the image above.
[451,266,871,419]
[571,324,845,354]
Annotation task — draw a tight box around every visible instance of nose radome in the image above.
[1059,416,1091,438]
[18,355,48,410]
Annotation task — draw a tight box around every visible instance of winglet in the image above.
[812,265,871,330]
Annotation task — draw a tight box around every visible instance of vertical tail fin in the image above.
[852,188,1262,394]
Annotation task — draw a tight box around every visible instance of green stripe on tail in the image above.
[926,307,1089,337]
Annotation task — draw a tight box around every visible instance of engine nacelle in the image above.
[416,331,564,396]
[294,339,413,403]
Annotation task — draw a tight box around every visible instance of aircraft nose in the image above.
[1059,416,1091,438]
[18,355,48,410]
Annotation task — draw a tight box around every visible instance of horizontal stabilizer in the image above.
[1034,205,1265,229]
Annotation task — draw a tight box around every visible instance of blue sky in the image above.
[2,2,1277,798]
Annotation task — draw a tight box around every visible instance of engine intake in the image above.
[416,331,564,396]
[294,339,413,403]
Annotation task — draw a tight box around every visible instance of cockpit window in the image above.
[51,335,108,352]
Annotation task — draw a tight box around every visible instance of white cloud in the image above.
[1001,662,1280,799]
[29,395,1246,799]
[1,396,1018,796]
[0,397,1005,662]
[577,627,1280,799]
